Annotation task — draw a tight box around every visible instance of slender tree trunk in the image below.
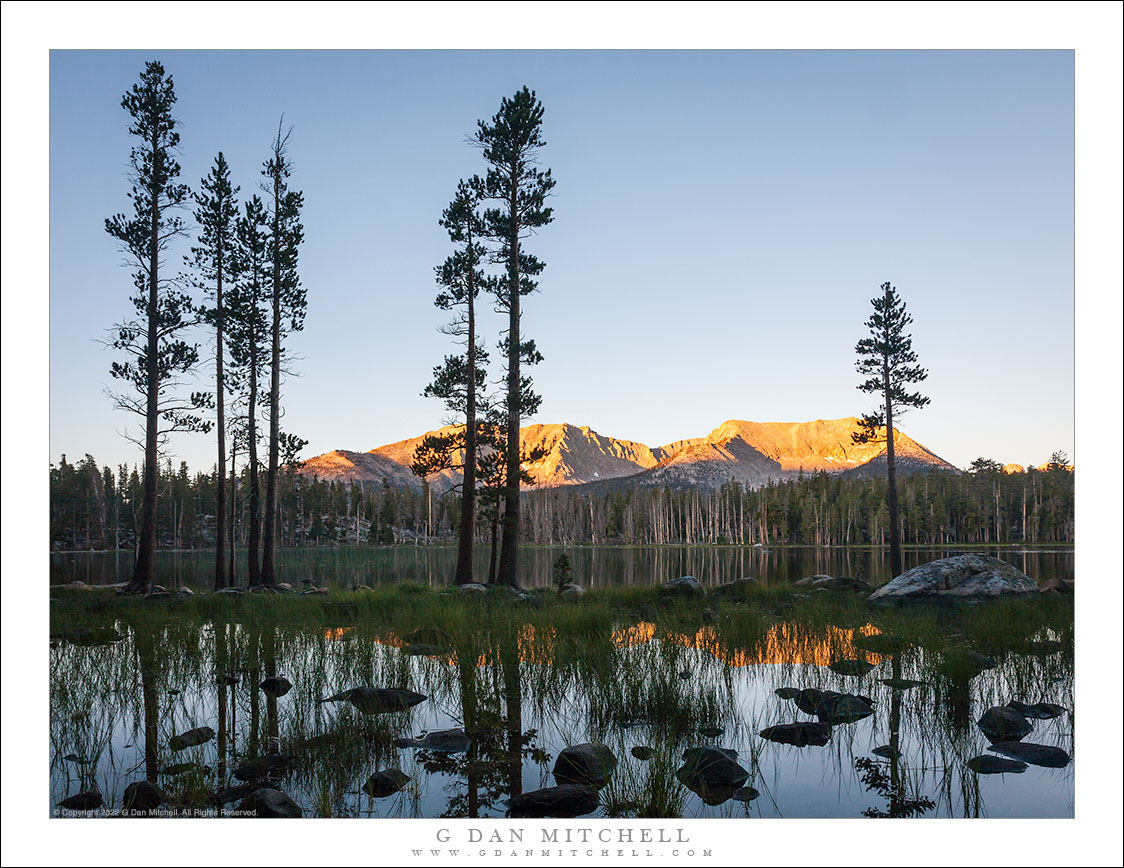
[248,340,261,584]
[883,362,902,578]
[497,178,521,587]
[454,272,477,585]
[214,251,227,590]
[262,176,282,586]
[228,438,237,585]
[488,511,499,585]
[130,132,162,594]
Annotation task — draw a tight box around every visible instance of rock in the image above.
[214,587,243,595]
[799,575,872,592]
[829,659,876,676]
[459,583,488,596]
[774,687,801,700]
[169,726,215,751]
[403,643,445,656]
[1006,701,1066,720]
[879,678,927,690]
[758,722,832,747]
[988,741,1071,768]
[394,728,472,753]
[259,676,292,697]
[237,787,302,818]
[319,686,427,715]
[58,791,103,811]
[731,786,760,802]
[977,706,1033,743]
[176,587,194,596]
[677,747,750,804]
[122,780,166,811]
[868,554,1038,603]
[277,582,293,590]
[631,746,655,761]
[508,784,599,818]
[1037,576,1073,594]
[233,754,294,781]
[559,583,585,599]
[936,649,995,681]
[700,726,723,738]
[966,755,1028,774]
[662,575,703,595]
[815,693,875,725]
[213,784,257,805]
[795,688,839,715]
[794,574,830,587]
[160,762,203,777]
[363,767,411,798]
[713,577,760,597]
[871,745,901,759]
[553,743,618,788]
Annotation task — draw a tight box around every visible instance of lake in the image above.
[49,583,1074,820]
[50,544,1075,589]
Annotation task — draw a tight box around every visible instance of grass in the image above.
[48,583,1073,819]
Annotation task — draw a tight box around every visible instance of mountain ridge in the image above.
[300,417,960,492]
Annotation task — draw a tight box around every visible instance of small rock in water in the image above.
[160,762,202,777]
[319,686,427,715]
[795,688,838,715]
[966,755,1028,774]
[815,693,874,725]
[62,754,90,764]
[168,689,182,696]
[936,649,996,681]
[731,785,760,802]
[169,726,215,752]
[829,659,876,676]
[363,767,411,798]
[58,791,103,811]
[977,706,1033,743]
[879,678,927,690]
[1006,700,1066,720]
[630,746,655,761]
[988,741,1071,768]
[234,754,294,782]
[259,676,292,697]
[774,687,801,700]
[871,745,901,760]
[403,643,444,656]
[123,780,167,811]
[553,743,618,788]
[758,722,832,747]
[677,747,750,805]
[393,728,472,754]
[508,784,599,818]
[238,787,302,818]
[700,726,723,738]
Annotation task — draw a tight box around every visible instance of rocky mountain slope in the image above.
[300,417,959,491]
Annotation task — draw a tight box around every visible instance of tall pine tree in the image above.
[476,87,555,587]
[189,152,239,590]
[853,281,930,577]
[105,61,208,593]
[260,122,307,585]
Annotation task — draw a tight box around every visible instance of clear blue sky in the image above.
[49,50,1074,473]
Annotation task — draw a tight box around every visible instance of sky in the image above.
[49,50,1075,473]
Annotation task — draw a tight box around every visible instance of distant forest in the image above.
[50,455,1074,552]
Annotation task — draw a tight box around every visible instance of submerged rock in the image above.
[363,767,411,798]
[237,787,302,818]
[233,754,294,782]
[988,741,1071,768]
[630,746,655,761]
[169,726,215,752]
[829,659,876,677]
[259,676,292,697]
[58,791,103,811]
[966,755,1028,774]
[871,745,901,760]
[1006,701,1066,720]
[868,555,1038,603]
[731,785,760,802]
[319,686,427,715]
[553,743,618,788]
[879,678,927,690]
[815,693,875,725]
[122,780,167,812]
[508,784,599,818]
[394,728,472,753]
[758,722,832,747]
[936,649,996,681]
[774,687,801,700]
[977,706,1033,743]
[700,726,723,738]
[795,688,839,715]
[677,747,750,804]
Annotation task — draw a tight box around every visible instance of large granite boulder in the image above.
[662,575,704,595]
[868,555,1038,603]
[977,706,1033,743]
[363,767,411,797]
[553,743,618,788]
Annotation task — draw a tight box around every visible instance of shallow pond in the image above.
[50,544,1074,590]
[50,596,1073,819]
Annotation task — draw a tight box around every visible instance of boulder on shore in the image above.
[868,555,1038,604]
[662,576,703,595]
